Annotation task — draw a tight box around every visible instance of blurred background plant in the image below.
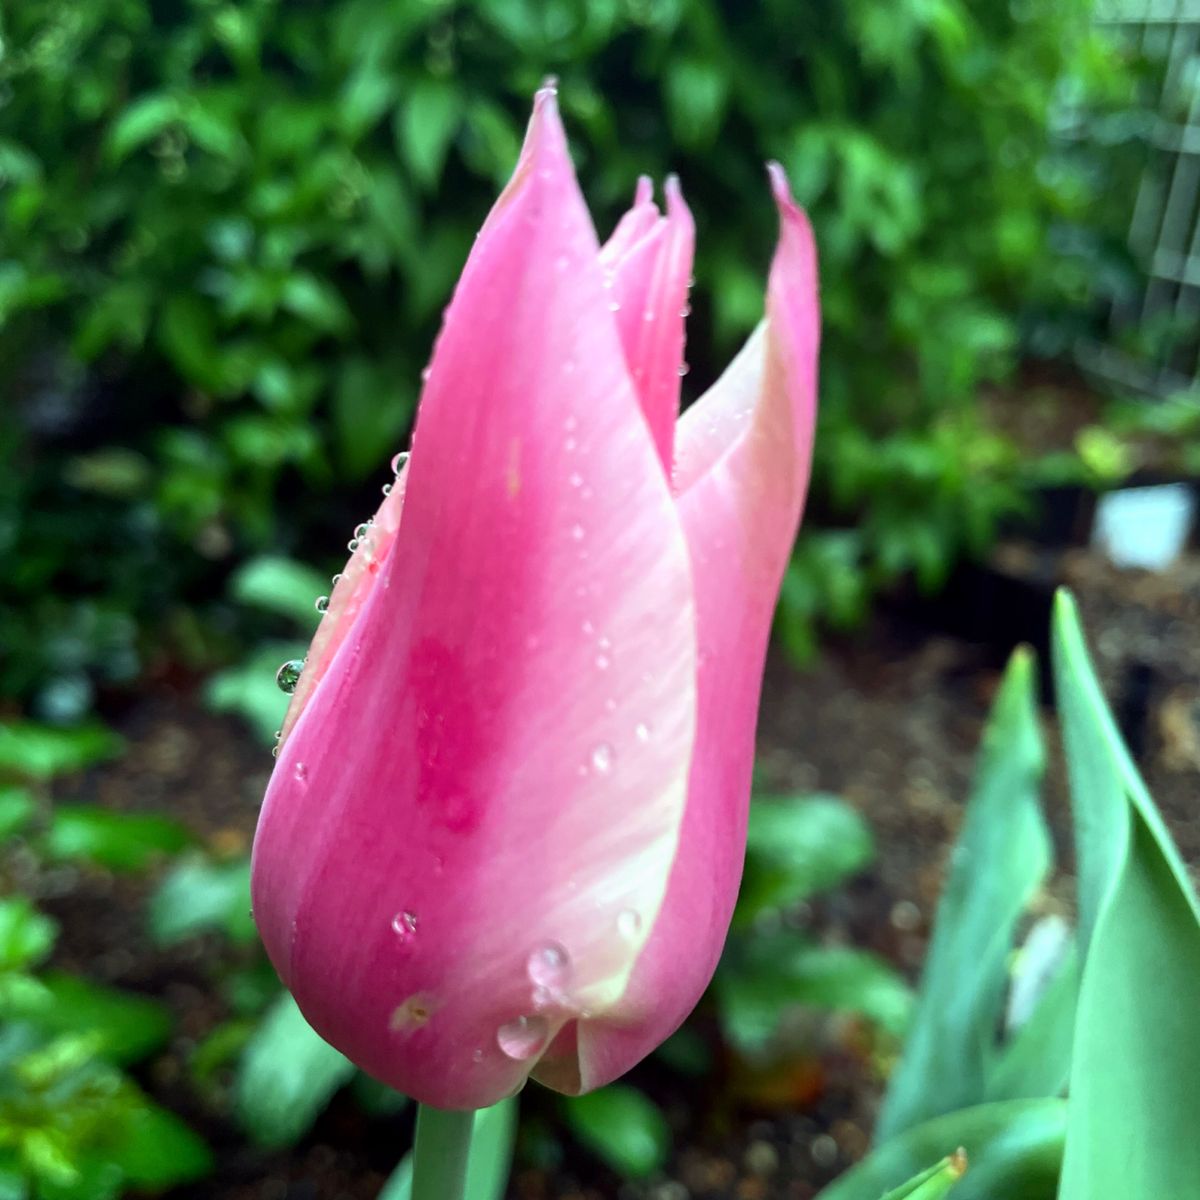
[0,0,1155,718]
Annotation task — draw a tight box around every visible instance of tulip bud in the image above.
[251,85,820,1109]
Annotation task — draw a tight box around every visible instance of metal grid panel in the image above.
[1091,1,1200,395]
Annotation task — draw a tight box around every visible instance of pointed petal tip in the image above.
[634,175,653,207]
[663,174,691,222]
[766,161,802,221]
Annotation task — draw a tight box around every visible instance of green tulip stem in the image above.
[411,1104,476,1200]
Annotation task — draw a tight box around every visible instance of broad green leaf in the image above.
[42,806,191,872]
[816,1099,1065,1200]
[1052,590,1200,1200]
[349,1072,410,1117]
[735,793,874,927]
[562,1085,670,1178]
[0,723,121,780]
[229,556,328,628]
[0,787,35,838]
[17,972,172,1066]
[717,932,912,1058]
[378,1099,516,1200]
[148,854,256,945]
[235,994,354,1147]
[880,1153,967,1199]
[877,649,1051,1140]
[0,898,57,971]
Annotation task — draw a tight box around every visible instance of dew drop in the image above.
[391,910,418,940]
[643,308,656,322]
[315,595,329,614]
[354,522,371,539]
[595,652,610,671]
[347,538,360,552]
[421,366,432,383]
[382,482,392,496]
[680,303,692,317]
[617,909,642,940]
[564,415,578,432]
[607,300,620,313]
[568,471,583,488]
[331,572,343,588]
[555,253,570,271]
[391,451,410,474]
[275,658,304,694]
[294,761,309,783]
[570,523,585,542]
[591,743,615,774]
[564,436,577,452]
[527,942,570,989]
[635,721,652,743]
[472,1048,484,1063]
[678,362,690,377]
[496,1014,549,1061]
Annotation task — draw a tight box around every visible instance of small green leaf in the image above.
[205,642,305,746]
[816,1099,1064,1200]
[718,934,911,1056]
[562,1085,670,1178]
[104,1096,213,1188]
[0,787,35,838]
[736,793,875,927]
[103,93,180,162]
[235,994,354,1147]
[0,897,57,971]
[0,723,121,780]
[42,806,191,872]
[877,649,1052,1140]
[19,972,172,1066]
[229,556,328,628]
[398,79,462,189]
[148,854,255,945]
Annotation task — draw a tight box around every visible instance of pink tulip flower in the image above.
[251,85,820,1110]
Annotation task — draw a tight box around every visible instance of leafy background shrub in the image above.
[0,0,1142,719]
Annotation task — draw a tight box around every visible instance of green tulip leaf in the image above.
[148,854,256,945]
[877,649,1052,1140]
[880,1152,966,1199]
[0,723,121,781]
[816,1099,1065,1200]
[562,1084,671,1179]
[235,993,354,1147]
[1052,590,1200,1199]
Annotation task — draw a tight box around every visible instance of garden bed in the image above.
[19,540,1200,1200]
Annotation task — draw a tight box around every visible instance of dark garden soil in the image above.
[16,540,1200,1200]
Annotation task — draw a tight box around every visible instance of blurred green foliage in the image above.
[0,0,1135,711]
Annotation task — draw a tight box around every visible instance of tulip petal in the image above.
[601,178,694,472]
[277,463,409,744]
[556,167,820,1092]
[251,89,698,1109]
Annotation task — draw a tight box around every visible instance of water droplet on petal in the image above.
[348,538,360,552]
[497,1014,549,1061]
[315,595,329,614]
[294,761,309,782]
[678,362,690,377]
[331,572,343,588]
[617,909,642,940]
[568,471,583,488]
[595,653,610,671]
[591,743,614,774]
[608,300,620,313]
[391,451,410,474]
[276,658,304,693]
[354,522,371,539]
[635,721,652,743]
[527,942,570,989]
[570,523,585,542]
[382,482,392,496]
[643,308,656,322]
[421,366,431,383]
[391,910,418,941]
